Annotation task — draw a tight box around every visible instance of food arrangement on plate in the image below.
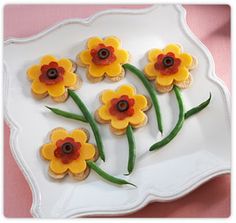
[26,36,211,186]
[4,4,231,217]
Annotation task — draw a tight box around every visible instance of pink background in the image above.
[4,4,231,218]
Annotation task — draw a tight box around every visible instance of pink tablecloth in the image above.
[4,4,231,218]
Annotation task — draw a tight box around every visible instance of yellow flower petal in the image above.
[50,128,68,144]
[100,89,117,104]
[164,44,181,56]
[144,63,158,79]
[156,73,174,86]
[79,50,92,65]
[173,67,189,82]
[88,64,106,77]
[63,72,77,87]
[148,49,162,62]
[117,85,136,97]
[111,119,129,130]
[69,129,88,143]
[87,37,103,49]
[80,143,96,160]
[134,95,148,110]
[180,53,193,68]
[105,63,122,77]
[68,159,87,174]
[98,105,112,121]
[31,79,48,94]
[40,55,57,65]
[115,49,129,64]
[27,65,41,80]
[41,143,56,160]
[50,159,68,174]
[129,111,146,126]
[58,58,72,72]
[47,82,66,97]
[104,36,121,49]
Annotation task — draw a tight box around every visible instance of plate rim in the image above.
[3,4,231,218]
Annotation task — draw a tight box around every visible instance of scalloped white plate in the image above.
[4,5,231,218]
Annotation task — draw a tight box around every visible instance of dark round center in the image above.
[46,68,58,79]
[62,142,74,154]
[162,56,174,68]
[116,100,129,112]
[98,48,110,59]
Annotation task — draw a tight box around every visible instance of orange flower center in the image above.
[109,95,135,120]
[90,44,116,66]
[39,62,65,85]
[54,137,81,164]
[46,68,59,79]
[154,52,181,75]
[162,56,174,67]
[98,48,110,59]
[61,142,74,154]
[116,100,129,112]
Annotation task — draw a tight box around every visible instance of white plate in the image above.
[4,5,231,218]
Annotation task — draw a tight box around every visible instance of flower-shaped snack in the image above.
[95,84,150,174]
[40,128,98,180]
[27,55,81,102]
[78,36,130,82]
[144,44,197,93]
[40,127,135,186]
[96,85,150,135]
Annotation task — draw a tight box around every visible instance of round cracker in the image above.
[92,145,99,162]
[52,91,68,102]
[76,54,87,68]
[31,90,48,99]
[68,75,82,91]
[48,168,67,180]
[174,74,193,89]
[69,167,90,181]
[86,71,104,83]
[106,68,125,82]
[155,83,174,93]
[77,128,90,142]
[94,110,109,124]
[189,56,198,70]
[131,114,148,129]
[110,125,126,135]
[69,59,78,72]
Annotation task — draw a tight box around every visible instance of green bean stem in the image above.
[68,89,105,162]
[149,86,185,151]
[125,125,136,175]
[185,93,211,119]
[46,106,87,123]
[123,63,163,134]
[87,160,136,187]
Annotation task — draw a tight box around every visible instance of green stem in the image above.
[149,86,185,151]
[68,89,105,162]
[125,125,136,175]
[87,160,136,187]
[185,93,211,119]
[46,106,87,123]
[123,63,163,134]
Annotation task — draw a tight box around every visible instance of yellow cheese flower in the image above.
[40,128,97,180]
[96,85,150,135]
[144,44,196,93]
[78,36,129,82]
[27,55,80,102]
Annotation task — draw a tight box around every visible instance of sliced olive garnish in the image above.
[98,48,110,59]
[162,56,174,68]
[46,68,58,79]
[62,142,74,154]
[116,100,129,112]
